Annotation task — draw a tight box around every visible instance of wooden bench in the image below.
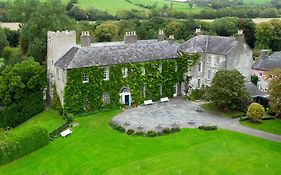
[60,128,72,138]
[144,100,153,105]
[160,97,169,103]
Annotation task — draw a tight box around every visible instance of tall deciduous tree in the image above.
[95,22,119,42]
[267,68,281,118]
[7,0,74,63]
[207,70,251,111]
[0,60,46,106]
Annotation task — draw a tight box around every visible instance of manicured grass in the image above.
[0,110,281,174]
[201,103,245,118]
[241,119,281,136]
[13,109,66,133]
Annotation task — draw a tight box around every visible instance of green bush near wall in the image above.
[64,54,199,114]
[0,126,49,165]
[0,92,44,128]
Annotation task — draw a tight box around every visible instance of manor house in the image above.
[47,30,252,113]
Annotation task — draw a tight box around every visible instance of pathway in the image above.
[112,98,281,143]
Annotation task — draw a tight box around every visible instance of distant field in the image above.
[242,0,270,4]
[61,0,147,14]
[130,0,204,12]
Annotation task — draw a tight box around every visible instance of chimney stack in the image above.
[158,30,165,41]
[168,35,175,44]
[81,31,91,47]
[235,30,244,43]
[195,28,202,36]
[260,49,270,58]
[124,31,137,44]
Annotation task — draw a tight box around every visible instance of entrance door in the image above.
[125,95,130,106]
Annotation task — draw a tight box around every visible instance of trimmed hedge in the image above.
[0,126,49,165]
[0,92,44,128]
[198,125,218,131]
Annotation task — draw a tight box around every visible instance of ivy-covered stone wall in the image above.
[64,54,199,114]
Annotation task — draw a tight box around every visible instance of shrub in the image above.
[266,106,276,116]
[171,127,181,133]
[146,130,157,137]
[198,125,218,130]
[116,125,126,133]
[187,88,205,101]
[0,126,49,165]
[135,131,145,136]
[126,129,135,135]
[247,103,265,122]
[162,127,171,134]
[239,117,249,122]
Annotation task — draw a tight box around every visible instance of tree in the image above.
[207,70,251,111]
[212,17,239,36]
[0,29,9,56]
[0,60,46,106]
[267,68,281,118]
[247,103,265,122]
[95,22,119,42]
[7,0,74,63]
[188,2,193,9]
[164,21,184,39]
[251,75,259,86]
[238,18,256,48]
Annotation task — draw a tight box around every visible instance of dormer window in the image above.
[82,73,89,83]
[141,67,145,75]
[122,67,128,78]
[103,67,109,80]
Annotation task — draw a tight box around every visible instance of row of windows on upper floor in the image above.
[82,64,178,83]
[197,56,222,73]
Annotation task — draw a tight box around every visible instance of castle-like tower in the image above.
[47,31,76,102]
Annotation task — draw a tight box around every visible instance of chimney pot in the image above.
[158,29,165,41]
[168,35,175,44]
[124,31,137,44]
[235,30,244,42]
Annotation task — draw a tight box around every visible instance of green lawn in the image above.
[0,110,281,174]
[13,109,66,133]
[241,119,281,136]
[201,103,245,118]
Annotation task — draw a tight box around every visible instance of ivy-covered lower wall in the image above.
[64,55,199,114]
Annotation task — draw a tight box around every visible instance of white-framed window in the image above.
[56,68,60,80]
[84,96,90,109]
[141,67,145,75]
[207,69,211,80]
[197,79,201,88]
[215,57,220,65]
[103,67,109,80]
[102,93,110,104]
[122,67,128,78]
[159,64,162,73]
[175,63,178,72]
[82,73,89,83]
[160,85,163,95]
[207,56,211,64]
[198,62,202,72]
[141,86,146,98]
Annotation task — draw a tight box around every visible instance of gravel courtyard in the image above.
[112,98,234,132]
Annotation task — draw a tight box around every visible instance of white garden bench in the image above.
[60,128,72,138]
[160,97,169,103]
[144,100,153,105]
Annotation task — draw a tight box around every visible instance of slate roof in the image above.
[244,81,268,97]
[252,52,281,71]
[55,40,180,69]
[178,35,239,55]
